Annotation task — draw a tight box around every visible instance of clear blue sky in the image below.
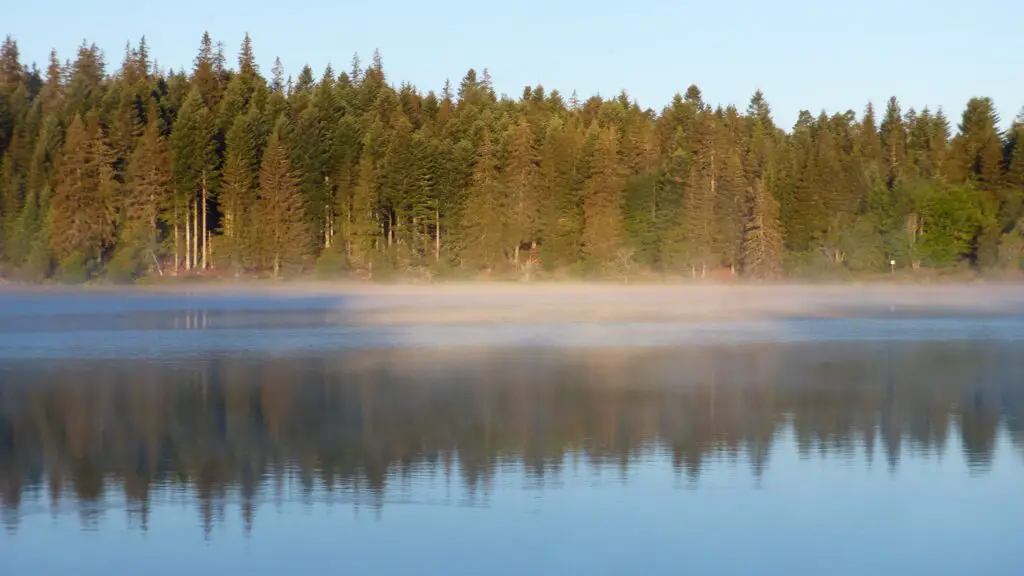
[7,0,1023,130]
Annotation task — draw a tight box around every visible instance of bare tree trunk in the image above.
[173,205,180,274]
[201,172,208,270]
[347,204,353,260]
[324,175,332,249]
[185,199,192,272]
[192,196,199,272]
[435,207,440,261]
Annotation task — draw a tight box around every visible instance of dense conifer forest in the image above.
[0,33,1022,282]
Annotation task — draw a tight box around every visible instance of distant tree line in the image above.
[0,33,1023,282]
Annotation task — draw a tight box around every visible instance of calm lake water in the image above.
[0,291,1022,575]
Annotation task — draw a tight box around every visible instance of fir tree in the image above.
[256,125,310,276]
[581,126,624,267]
[124,115,171,251]
[49,113,115,266]
[460,129,505,271]
[170,87,217,272]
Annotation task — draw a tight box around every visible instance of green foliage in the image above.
[917,184,984,267]
[56,250,89,283]
[0,33,1021,282]
[314,248,349,278]
[997,220,1024,271]
[105,245,145,284]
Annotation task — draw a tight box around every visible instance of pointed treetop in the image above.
[296,65,315,93]
[684,84,705,111]
[213,41,227,75]
[349,53,362,84]
[45,48,61,83]
[271,57,285,93]
[239,32,257,76]
[1,35,23,87]
[195,31,213,69]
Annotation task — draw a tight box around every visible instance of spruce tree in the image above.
[170,87,217,272]
[49,113,115,268]
[502,116,541,266]
[581,126,624,268]
[256,125,311,276]
[460,129,506,271]
[123,115,171,252]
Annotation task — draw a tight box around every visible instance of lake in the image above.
[0,289,1022,575]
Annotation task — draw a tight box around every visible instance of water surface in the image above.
[0,292,1021,575]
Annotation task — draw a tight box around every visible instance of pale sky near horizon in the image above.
[6,0,1023,130]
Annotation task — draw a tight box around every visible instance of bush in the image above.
[105,247,144,284]
[56,251,89,284]
[17,239,53,282]
[315,249,350,279]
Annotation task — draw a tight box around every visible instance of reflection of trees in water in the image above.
[0,341,1021,534]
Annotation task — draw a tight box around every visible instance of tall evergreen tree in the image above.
[123,115,171,251]
[581,126,624,268]
[256,125,310,276]
[170,87,217,272]
[49,113,115,268]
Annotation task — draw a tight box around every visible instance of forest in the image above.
[0,33,1023,282]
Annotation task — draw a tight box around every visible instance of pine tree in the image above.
[741,96,782,279]
[950,97,1003,188]
[347,118,384,268]
[581,126,624,268]
[742,176,783,279]
[49,113,115,267]
[680,113,718,277]
[502,116,541,267]
[460,129,506,271]
[879,97,907,189]
[124,115,171,251]
[0,36,23,91]
[170,87,217,272]
[256,125,311,276]
[219,106,265,269]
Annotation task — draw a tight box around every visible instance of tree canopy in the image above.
[0,32,1022,282]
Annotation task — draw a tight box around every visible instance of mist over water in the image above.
[0,291,1022,575]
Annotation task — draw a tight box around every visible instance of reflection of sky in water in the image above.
[1,292,1023,575]
[4,428,1021,576]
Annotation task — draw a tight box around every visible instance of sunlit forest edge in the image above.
[1,33,1024,284]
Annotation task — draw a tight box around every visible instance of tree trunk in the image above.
[173,205,180,274]
[346,204,352,260]
[201,172,208,270]
[324,175,332,249]
[435,207,440,261]
[185,199,192,272]
[193,197,199,272]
